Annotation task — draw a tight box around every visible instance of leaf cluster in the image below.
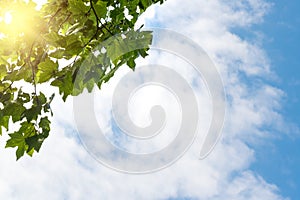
[0,0,165,159]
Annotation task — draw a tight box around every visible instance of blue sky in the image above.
[0,0,299,199]
[249,0,300,199]
[149,1,300,197]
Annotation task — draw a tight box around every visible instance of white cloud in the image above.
[0,0,291,199]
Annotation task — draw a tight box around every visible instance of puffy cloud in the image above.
[0,0,290,199]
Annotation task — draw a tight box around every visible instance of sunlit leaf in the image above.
[36,58,58,83]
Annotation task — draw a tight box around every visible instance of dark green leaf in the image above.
[51,71,73,101]
[16,144,25,160]
[22,105,42,122]
[25,135,44,153]
[3,103,26,123]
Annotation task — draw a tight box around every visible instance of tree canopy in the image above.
[0,0,165,160]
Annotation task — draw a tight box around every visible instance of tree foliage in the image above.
[0,0,165,159]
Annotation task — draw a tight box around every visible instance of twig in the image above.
[89,0,113,35]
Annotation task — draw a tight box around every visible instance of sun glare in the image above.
[0,3,41,38]
[4,12,12,24]
[0,0,47,40]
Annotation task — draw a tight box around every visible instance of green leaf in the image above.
[27,148,35,157]
[19,122,36,138]
[6,132,24,148]
[44,31,64,46]
[17,66,32,82]
[127,58,136,69]
[141,0,151,7]
[51,71,73,101]
[39,117,51,133]
[65,41,83,55]
[0,92,12,103]
[101,66,119,83]
[0,64,7,79]
[16,144,25,160]
[68,0,90,15]
[49,49,66,59]
[4,70,21,82]
[138,49,148,58]
[36,58,58,83]
[3,103,26,123]
[38,92,47,105]
[0,115,10,130]
[25,135,43,153]
[94,1,108,19]
[22,105,42,122]
[17,91,31,103]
